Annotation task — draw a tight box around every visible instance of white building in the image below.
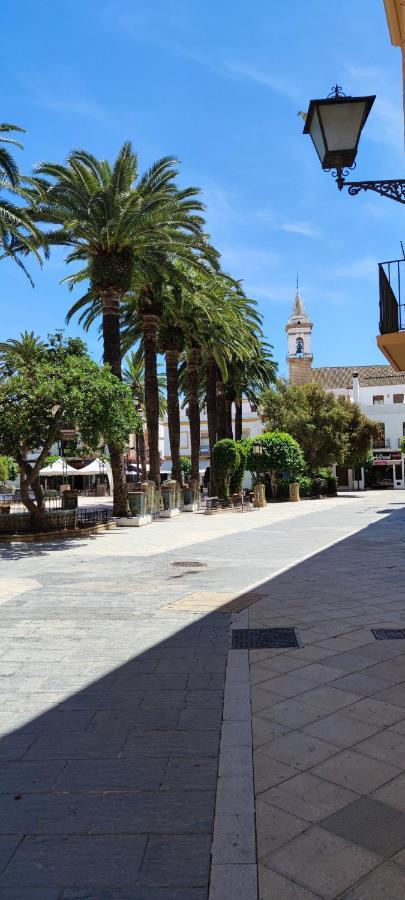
[286,290,405,490]
[161,400,263,479]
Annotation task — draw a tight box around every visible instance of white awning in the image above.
[75,457,108,476]
[39,458,77,476]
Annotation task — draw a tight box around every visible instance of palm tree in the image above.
[0,124,43,280]
[31,144,213,509]
[123,350,166,481]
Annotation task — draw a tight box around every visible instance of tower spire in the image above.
[285,282,313,385]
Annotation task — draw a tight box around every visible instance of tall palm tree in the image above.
[123,350,166,480]
[31,144,213,508]
[0,124,43,280]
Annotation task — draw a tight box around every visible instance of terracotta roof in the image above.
[309,365,405,389]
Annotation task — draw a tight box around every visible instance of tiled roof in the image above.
[309,365,405,389]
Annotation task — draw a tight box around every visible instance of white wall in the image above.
[328,383,405,450]
[162,398,263,461]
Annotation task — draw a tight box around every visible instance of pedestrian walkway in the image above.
[0,491,404,897]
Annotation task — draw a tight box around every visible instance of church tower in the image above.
[286,285,313,385]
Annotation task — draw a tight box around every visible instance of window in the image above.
[373,395,384,405]
[394,394,405,404]
[200,431,210,455]
[373,423,385,449]
[180,431,189,449]
[296,336,304,355]
[242,428,251,439]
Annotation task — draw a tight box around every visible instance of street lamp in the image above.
[252,440,263,485]
[303,85,405,204]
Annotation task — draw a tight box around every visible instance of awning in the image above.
[160,460,208,475]
[39,458,77,476]
[74,457,108,476]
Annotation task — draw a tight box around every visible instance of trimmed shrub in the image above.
[179,456,192,482]
[229,440,248,494]
[299,475,313,497]
[212,439,240,499]
[246,431,305,497]
[325,474,337,495]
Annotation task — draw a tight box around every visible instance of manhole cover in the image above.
[172,561,207,568]
[232,628,299,649]
[372,628,405,640]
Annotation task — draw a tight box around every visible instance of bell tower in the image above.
[286,283,313,385]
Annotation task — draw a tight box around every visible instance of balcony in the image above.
[377,257,405,371]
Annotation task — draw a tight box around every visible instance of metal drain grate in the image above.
[172,561,207,568]
[372,628,405,640]
[232,627,299,649]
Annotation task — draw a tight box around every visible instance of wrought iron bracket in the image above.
[342,179,405,204]
[329,167,405,203]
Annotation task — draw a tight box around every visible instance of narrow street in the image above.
[0,491,404,898]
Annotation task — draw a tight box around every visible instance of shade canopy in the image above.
[304,93,375,169]
[75,457,108,476]
[39,457,77,476]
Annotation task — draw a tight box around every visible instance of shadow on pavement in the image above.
[0,504,404,897]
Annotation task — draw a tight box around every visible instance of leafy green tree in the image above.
[0,333,140,523]
[246,431,304,497]
[229,440,248,494]
[179,456,192,482]
[261,381,377,471]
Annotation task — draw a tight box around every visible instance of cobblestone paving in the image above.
[0,492,403,897]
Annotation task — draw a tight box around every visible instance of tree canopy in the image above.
[261,381,378,471]
[0,332,140,518]
[246,431,305,495]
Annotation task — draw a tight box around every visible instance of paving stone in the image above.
[162,757,218,791]
[325,671,392,697]
[0,834,147,887]
[312,749,400,794]
[256,799,307,860]
[0,891,60,899]
[209,863,257,900]
[298,685,363,712]
[0,734,35,760]
[339,861,405,899]
[178,707,222,731]
[57,758,168,792]
[302,711,380,748]
[372,771,405,812]
[90,708,180,733]
[0,760,66,793]
[258,865,322,899]
[294,662,346,685]
[257,673,317,699]
[251,685,284,713]
[373,682,405,708]
[259,730,339,772]
[355,729,405,768]
[24,732,126,760]
[321,796,405,857]
[139,834,211,886]
[252,715,290,748]
[0,835,22,873]
[260,771,359,824]
[122,730,219,757]
[254,751,298,794]
[342,697,405,727]
[268,826,381,899]
[264,698,325,729]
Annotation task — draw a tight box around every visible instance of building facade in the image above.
[161,400,263,479]
[287,290,405,489]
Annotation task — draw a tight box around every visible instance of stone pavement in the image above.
[0,491,404,897]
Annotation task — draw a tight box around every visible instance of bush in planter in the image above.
[299,475,313,497]
[311,476,328,497]
[212,439,240,499]
[276,477,290,500]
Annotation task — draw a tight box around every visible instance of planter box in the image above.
[160,508,180,519]
[116,514,152,527]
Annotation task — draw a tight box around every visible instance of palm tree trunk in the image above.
[100,290,129,517]
[206,355,217,496]
[225,397,233,439]
[187,347,201,483]
[143,313,161,485]
[235,399,243,442]
[216,377,227,441]
[138,429,147,481]
[165,349,181,483]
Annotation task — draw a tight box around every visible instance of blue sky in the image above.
[1,0,404,374]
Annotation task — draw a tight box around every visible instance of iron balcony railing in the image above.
[379,258,405,335]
